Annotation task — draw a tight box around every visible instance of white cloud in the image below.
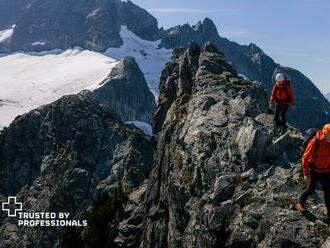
[147,8,232,13]
[220,26,258,39]
[274,52,330,63]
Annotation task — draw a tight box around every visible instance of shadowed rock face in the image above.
[82,56,156,123]
[0,95,153,247]
[0,0,33,29]
[3,0,159,52]
[139,43,329,248]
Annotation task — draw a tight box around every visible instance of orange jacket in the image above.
[270,80,295,106]
[302,130,330,176]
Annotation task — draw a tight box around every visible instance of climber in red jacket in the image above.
[296,124,330,223]
[269,73,295,134]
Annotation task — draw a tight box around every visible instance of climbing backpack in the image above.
[284,81,292,103]
[300,128,319,157]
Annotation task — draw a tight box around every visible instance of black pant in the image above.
[299,171,330,214]
[274,103,288,133]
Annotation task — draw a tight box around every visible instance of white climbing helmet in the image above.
[275,73,285,82]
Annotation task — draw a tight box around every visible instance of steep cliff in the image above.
[82,56,156,123]
[140,42,329,248]
[0,0,32,29]
[0,0,158,52]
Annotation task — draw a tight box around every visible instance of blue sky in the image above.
[133,0,330,94]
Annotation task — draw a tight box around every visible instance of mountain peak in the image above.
[153,42,242,133]
[202,17,218,31]
[109,56,141,80]
[83,56,156,123]
[248,43,263,54]
[193,18,219,37]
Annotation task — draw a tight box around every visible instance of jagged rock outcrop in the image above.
[82,56,156,123]
[160,18,330,131]
[0,95,153,247]
[160,18,219,50]
[5,0,159,52]
[140,42,330,248]
[116,0,159,41]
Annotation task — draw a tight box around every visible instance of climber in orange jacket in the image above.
[269,73,295,134]
[296,124,330,223]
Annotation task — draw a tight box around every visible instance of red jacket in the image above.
[302,130,330,176]
[270,80,295,106]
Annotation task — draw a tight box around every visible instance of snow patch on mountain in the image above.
[105,26,172,98]
[0,25,15,43]
[0,49,117,128]
[32,41,46,46]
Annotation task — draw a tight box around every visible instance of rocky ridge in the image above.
[139,42,330,248]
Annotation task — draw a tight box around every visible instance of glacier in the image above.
[0,49,117,128]
[0,26,171,132]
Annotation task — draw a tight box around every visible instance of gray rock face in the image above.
[160,18,330,131]
[6,0,159,52]
[117,0,159,41]
[0,0,32,29]
[140,43,330,248]
[160,18,219,49]
[82,56,156,123]
[0,95,153,247]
